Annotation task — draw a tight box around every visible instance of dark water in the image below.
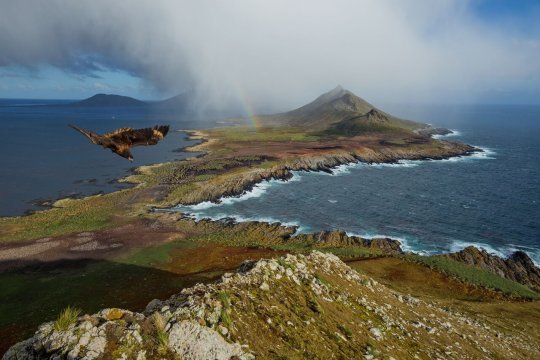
[0,99,214,216]
[175,105,540,263]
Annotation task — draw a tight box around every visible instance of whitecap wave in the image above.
[449,240,505,257]
[176,130,493,212]
[316,162,359,176]
[433,129,462,139]
[434,147,496,163]
[449,240,540,265]
[343,231,425,254]
[181,211,309,233]
[179,175,298,211]
[330,163,353,175]
[367,160,421,168]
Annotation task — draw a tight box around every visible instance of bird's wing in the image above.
[127,125,170,147]
[103,127,135,142]
[69,124,102,145]
[102,125,169,147]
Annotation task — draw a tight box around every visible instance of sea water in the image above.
[174,104,540,263]
[0,99,214,215]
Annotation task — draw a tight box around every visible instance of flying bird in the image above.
[69,124,170,161]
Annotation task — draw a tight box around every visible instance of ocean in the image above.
[173,104,540,263]
[2,101,539,262]
[0,99,214,216]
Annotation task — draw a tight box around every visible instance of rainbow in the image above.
[234,85,263,130]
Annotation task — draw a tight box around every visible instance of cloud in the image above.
[0,0,539,108]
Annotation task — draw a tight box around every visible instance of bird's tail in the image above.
[69,124,100,144]
[153,125,170,138]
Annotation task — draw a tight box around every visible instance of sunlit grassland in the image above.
[0,190,133,242]
[208,126,321,142]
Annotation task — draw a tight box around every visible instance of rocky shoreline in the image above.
[442,246,540,292]
[175,214,540,296]
[175,129,480,206]
[168,130,540,293]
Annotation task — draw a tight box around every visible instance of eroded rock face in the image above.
[295,229,403,254]
[5,251,539,359]
[444,246,540,292]
[3,307,251,360]
[168,320,246,360]
[415,127,452,137]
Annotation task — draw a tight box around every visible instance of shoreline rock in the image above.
[442,246,540,292]
[174,140,480,207]
[415,127,453,137]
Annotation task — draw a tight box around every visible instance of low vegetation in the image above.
[402,254,540,299]
[53,306,81,331]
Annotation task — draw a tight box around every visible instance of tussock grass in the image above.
[152,312,169,356]
[218,291,231,308]
[218,291,233,327]
[53,306,81,331]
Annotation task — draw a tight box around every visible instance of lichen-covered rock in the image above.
[4,251,540,359]
[168,320,250,360]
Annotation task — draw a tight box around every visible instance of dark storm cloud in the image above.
[0,0,539,108]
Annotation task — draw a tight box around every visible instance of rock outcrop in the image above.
[444,246,540,292]
[295,229,403,254]
[174,140,478,207]
[415,127,452,137]
[5,251,539,359]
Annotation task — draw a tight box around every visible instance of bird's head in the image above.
[113,147,134,162]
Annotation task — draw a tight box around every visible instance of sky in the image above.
[0,0,539,109]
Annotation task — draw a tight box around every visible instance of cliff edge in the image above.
[5,251,538,359]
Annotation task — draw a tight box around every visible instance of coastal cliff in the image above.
[443,246,540,292]
[5,251,538,359]
[165,132,477,207]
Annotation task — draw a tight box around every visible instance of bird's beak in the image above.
[128,157,133,162]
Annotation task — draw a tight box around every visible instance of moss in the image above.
[105,308,125,321]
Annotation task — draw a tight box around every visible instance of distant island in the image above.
[66,92,192,108]
[68,93,147,107]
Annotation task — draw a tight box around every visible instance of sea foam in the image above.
[181,173,302,211]
[432,129,462,139]
[450,240,540,265]
[170,132,510,262]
